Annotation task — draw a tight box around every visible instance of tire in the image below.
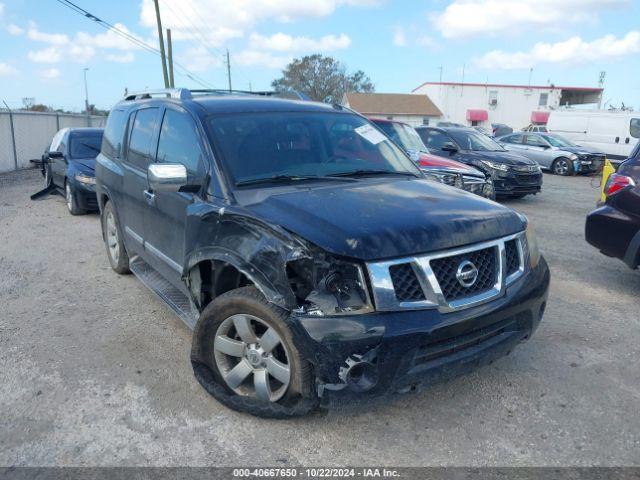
[191,286,317,418]
[552,157,573,176]
[65,181,85,215]
[101,200,130,274]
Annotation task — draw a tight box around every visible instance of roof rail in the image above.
[123,88,192,101]
[123,88,311,102]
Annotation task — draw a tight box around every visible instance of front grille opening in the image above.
[505,239,520,276]
[390,263,425,302]
[429,246,497,302]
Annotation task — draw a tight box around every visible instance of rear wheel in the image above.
[191,286,317,418]
[552,157,573,176]
[101,200,130,274]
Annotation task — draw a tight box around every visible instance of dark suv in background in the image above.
[96,89,549,417]
[586,143,640,269]
[416,126,543,198]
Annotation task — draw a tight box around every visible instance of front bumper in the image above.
[490,170,543,196]
[69,178,99,211]
[575,156,605,174]
[289,257,550,401]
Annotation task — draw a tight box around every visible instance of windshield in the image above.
[373,121,427,153]
[69,132,103,158]
[545,134,578,148]
[449,130,506,152]
[208,112,420,186]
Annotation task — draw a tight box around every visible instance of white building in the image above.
[343,92,442,127]
[412,82,603,130]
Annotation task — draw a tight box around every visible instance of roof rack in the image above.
[123,88,310,101]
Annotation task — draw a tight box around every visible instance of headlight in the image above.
[287,253,374,316]
[75,173,96,185]
[480,160,509,172]
[569,154,578,161]
[525,221,541,269]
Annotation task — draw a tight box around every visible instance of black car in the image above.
[586,143,640,269]
[42,127,103,214]
[96,88,550,418]
[415,126,543,198]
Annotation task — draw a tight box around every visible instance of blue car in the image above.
[42,127,103,215]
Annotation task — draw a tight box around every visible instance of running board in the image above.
[129,257,199,330]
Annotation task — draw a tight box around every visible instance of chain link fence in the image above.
[0,110,107,173]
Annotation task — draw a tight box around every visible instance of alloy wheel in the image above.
[214,314,291,402]
[105,210,120,263]
[554,159,569,175]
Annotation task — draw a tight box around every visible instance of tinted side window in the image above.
[423,129,450,150]
[102,109,126,159]
[504,133,524,144]
[525,134,546,147]
[127,108,158,169]
[630,118,640,139]
[156,109,204,174]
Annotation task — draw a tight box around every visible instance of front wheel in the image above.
[552,157,573,176]
[101,200,130,274]
[65,181,85,215]
[191,286,317,418]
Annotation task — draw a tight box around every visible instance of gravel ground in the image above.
[0,169,639,467]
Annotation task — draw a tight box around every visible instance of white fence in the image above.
[0,110,107,173]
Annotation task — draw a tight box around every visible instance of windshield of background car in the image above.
[208,112,420,185]
[546,134,578,148]
[449,130,506,152]
[69,132,103,158]
[373,121,427,153]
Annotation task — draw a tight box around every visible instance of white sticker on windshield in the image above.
[354,124,387,145]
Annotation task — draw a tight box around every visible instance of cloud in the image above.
[474,31,640,69]
[74,23,145,51]
[392,27,407,47]
[28,47,63,63]
[106,52,135,63]
[7,24,24,36]
[234,50,291,69]
[140,0,376,43]
[40,68,61,79]
[248,32,351,52]
[431,0,626,39]
[27,21,69,45]
[0,62,18,77]
[179,45,223,72]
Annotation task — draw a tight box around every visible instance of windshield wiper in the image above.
[235,174,357,187]
[328,169,420,178]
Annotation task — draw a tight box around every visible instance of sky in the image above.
[0,0,639,112]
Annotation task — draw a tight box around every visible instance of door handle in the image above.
[143,189,155,205]
[625,138,630,144]
[615,137,620,143]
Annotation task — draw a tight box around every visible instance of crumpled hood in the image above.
[245,178,524,260]
[418,153,484,177]
[70,157,96,173]
[554,145,604,156]
[458,150,536,166]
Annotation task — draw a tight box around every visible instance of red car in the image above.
[369,118,494,198]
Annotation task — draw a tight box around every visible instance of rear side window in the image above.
[504,133,524,144]
[630,118,640,139]
[102,110,126,159]
[127,108,158,169]
[525,134,546,147]
[156,109,204,174]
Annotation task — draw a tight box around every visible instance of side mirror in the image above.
[48,151,63,159]
[147,163,187,193]
[441,142,458,153]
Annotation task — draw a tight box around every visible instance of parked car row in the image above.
[37,88,550,418]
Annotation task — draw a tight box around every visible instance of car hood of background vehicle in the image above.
[70,157,96,174]
[244,178,523,260]
[418,153,484,177]
[458,150,536,166]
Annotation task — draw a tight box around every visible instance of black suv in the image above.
[415,126,543,198]
[96,89,550,417]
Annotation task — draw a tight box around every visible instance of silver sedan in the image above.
[496,132,578,175]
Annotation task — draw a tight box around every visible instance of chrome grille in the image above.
[366,232,527,313]
[430,247,497,302]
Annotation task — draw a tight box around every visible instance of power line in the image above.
[54,0,216,89]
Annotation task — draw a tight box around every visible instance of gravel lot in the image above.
[1,169,639,467]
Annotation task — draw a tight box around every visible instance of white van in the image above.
[547,110,640,161]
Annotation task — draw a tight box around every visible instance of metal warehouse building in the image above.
[412,82,603,131]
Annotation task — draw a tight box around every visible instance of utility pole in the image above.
[153,0,169,88]
[167,28,175,88]
[226,49,232,92]
[83,67,90,126]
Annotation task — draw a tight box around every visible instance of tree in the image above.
[271,54,375,104]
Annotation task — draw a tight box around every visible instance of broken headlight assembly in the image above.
[287,252,374,316]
